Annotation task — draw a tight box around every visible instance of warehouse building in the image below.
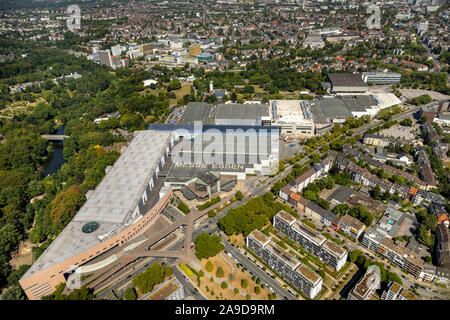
[214,103,271,126]
[326,73,369,94]
[362,72,401,85]
[269,100,315,137]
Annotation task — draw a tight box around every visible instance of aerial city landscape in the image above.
[0,0,449,305]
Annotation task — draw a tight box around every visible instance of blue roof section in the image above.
[147,123,280,134]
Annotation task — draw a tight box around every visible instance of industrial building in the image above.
[326,73,369,94]
[269,100,315,137]
[146,123,280,194]
[181,93,400,137]
[214,104,271,126]
[20,130,175,300]
[180,102,271,127]
[246,230,323,298]
[362,72,402,85]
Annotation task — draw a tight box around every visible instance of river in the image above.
[42,126,66,177]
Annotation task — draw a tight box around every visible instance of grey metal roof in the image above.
[319,98,353,119]
[341,95,377,112]
[180,102,214,125]
[22,130,173,279]
[327,73,366,87]
[215,103,269,120]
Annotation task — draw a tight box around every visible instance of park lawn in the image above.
[197,274,247,300]
[228,264,272,300]
[169,83,191,105]
[198,253,272,300]
[253,84,267,94]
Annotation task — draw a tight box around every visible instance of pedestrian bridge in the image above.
[41,134,70,141]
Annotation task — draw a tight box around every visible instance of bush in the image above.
[198,196,221,211]
[216,266,225,278]
[207,210,216,218]
[234,288,239,294]
[210,277,214,283]
[221,281,228,289]
[179,263,194,277]
[241,279,248,289]
[254,286,261,294]
[177,201,190,214]
[198,270,205,277]
[205,261,214,273]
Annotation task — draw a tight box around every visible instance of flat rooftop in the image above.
[341,95,377,112]
[296,264,320,284]
[270,100,314,124]
[293,220,327,245]
[327,185,355,204]
[328,73,366,87]
[22,130,173,279]
[180,102,215,125]
[145,278,181,300]
[249,229,270,245]
[266,241,300,269]
[322,240,346,257]
[351,266,380,299]
[277,210,296,224]
[215,103,270,120]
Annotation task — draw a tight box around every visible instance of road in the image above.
[172,266,205,300]
[95,106,435,300]
[321,226,450,300]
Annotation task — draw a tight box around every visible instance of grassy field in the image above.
[169,84,192,105]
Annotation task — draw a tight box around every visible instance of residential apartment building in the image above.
[348,265,381,300]
[381,281,418,300]
[361,229,425,278]
[141,277,185,300]
[436,223,450,268]
[246,230,323,298]
[339,214,366,239]
[273,211,347,271]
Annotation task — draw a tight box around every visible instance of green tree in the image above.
[241,279,248,289]
[216,266,225,278]
[123,287,137,300]
[194,233,224,260]
[205,261,214,273]
[132,263,165,294]
[49,185,85,234]
[221,281,228,289]
[177,201,190,214]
